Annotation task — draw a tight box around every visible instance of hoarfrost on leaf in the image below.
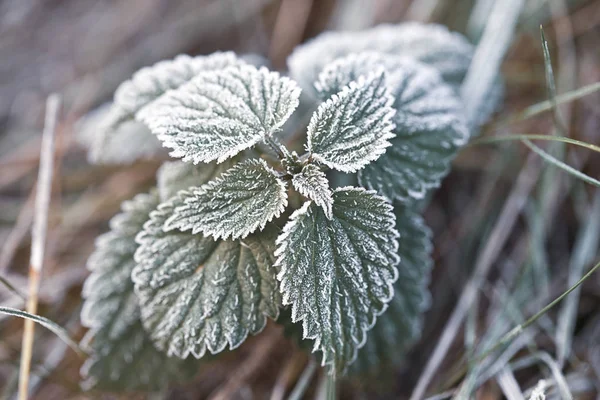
[157,158,237,202]
[306,70,396,173]
[80,191,195,391]
[292,164,333,219]
[317,53,468,202]
[351,207,433,374]
[288,22,474,96]
[113,52,245,125]
[137,64,301,164]
[275,187,399,373]
[132,194,281,359]
[164,159,287,240]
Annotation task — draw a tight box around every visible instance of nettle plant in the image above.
[79,22,495,391]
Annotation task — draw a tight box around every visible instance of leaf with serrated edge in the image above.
[157,159,237,202]
[306,70,395,173]
[113,52,244,123]
[288,22,473,96]
[275,187,399,373]
[164,159,287,240]
[350,206,432,375]
[132,194,281,359]
[317,53,468,202]
[292,164,333,219]
[80,191,196,391]
[137,64,301,164]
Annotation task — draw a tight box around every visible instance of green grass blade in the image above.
[0,306,85,357]
[522,139,600,187]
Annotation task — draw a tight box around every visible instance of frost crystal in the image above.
[275,187,399,373]
[351,207,433,374]
[292,164,333,219]
[113,52,244,124]
[132,194,281,359]
[288,22,474,96]
[137,64,301,164]
[164,159,287,240]
[80,191,195,391]
[157,159,237,202]
[307,70,396,173]
[317,53,468,202]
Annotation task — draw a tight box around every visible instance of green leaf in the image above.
[157,159,237,202]
[132,194,281,359]
[306,70,395,173]
[113,52,244,124]
[164,159,287,240]
[292,164,333,219]
[317,53,468,202]
[275,187,399,373]
[80,191,196,391]
[350,207,432,375]
[288,22,473,97]
[137,64,301,164]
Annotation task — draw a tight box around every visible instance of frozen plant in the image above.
[79,22,498,391]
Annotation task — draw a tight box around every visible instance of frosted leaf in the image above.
[113,52,244,125]
[164,159,287,240]
[318,54,468,202]
[80,191,196,391]
[76,105,163,165]
[306,71,396,173]
[288,22,474,96]
[137,64,302,164]
[350,207,432,375]
[157,158,237,202]
[132,195,281,359]
[292,164,333,219]
[275,187,399,373]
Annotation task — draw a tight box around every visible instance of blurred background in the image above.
[0,0,599,399]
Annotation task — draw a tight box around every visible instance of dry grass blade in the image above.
[18,94,61,400]
[410,155,540,400]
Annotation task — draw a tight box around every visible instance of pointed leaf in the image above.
[288,22,473,96]
[113,52,244,124]
[292,164,333,219]
[137,65,301,164]
[306,71,395,172]
[351,207,432,375]
[164,159,287,240]
[318,53,469,202]
[132,194,281,359]
[80,192,196,391]
[157,158,237,202]
[275,187,399,373]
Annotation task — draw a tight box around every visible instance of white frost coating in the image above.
[306,70,396,173]
[114,52,245,120]
[292,164,333,219]
[80,191,194,391]
[275,187,399,373]
[164,159,287,240]
[288,22,474,96]
[315,53,469,203]
[156,159,236,202]
[351,207,433,374]
[132,194,281,360]
[137,64,302,164]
